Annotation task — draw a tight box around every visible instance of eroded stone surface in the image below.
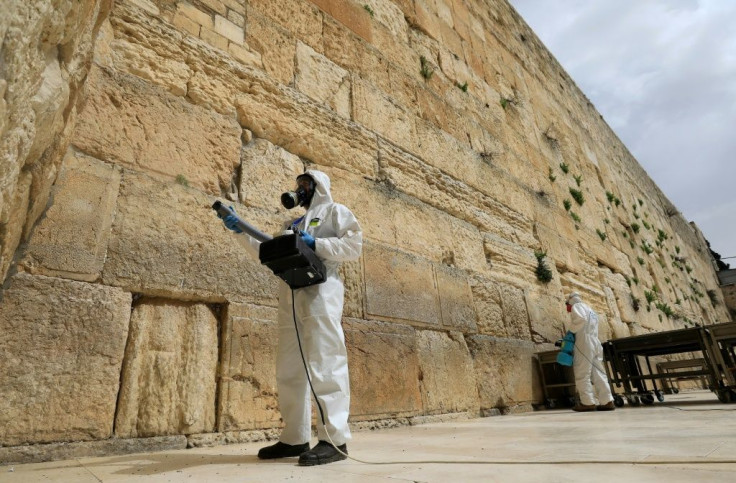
[115,299,218,438]
[0,273,131,446]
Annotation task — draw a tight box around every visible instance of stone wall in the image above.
[1,0,731,459]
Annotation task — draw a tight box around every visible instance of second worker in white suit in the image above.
[565,292,615,412]
[220,169,362,465]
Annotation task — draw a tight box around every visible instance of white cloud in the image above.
[509,0,736,257]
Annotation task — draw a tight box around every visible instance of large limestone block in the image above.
[535,222,582,274]
[469,275,506,337]
[248,0,323,52]
[233,69,379,179]
[218,303,280,432]
[436,264,477,332]
[295,42,350,117]
[413,119,535,222]
[20,149,121,281]
[603,271,638,324]
[101,169,279,304]
[1,0,111,282]
[73,65,241,195]
[319,162,487,275]
[322,16,392,98]
[379,139,532,239]
[0,273,131,446]
[245,8,297,85]
[239,138,304,209]
[498,283,532,340]
[339,257,365,319]
[466,335,541,409]
[310,0,373,42]
[106,2,193,95]
[352,77,417,153]
[115,299,218,437]
[364,243,441,326]
[416,330,479,414]
[525,289,567,344]
[483,232,537,287]
[345,319,422,418]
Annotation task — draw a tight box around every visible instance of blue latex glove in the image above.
[223,214,243,233]
[217,206,243,233]
[299,230,316,250]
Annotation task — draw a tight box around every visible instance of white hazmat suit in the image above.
[235,170,362,446]
[566,293,614,407]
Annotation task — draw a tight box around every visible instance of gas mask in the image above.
[281,175,315,209]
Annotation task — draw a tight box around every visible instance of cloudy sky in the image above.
[508,0,736,263]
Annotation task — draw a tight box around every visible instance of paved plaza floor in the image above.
[3,391,735,482]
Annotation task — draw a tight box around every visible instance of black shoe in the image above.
[257,441,310,459]
[298,441,348,466]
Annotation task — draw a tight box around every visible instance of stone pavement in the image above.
[2,391,735,482]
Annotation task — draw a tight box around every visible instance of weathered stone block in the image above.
[436,264,477,332]
[73,66,241,195]
[364,243,441,326]
[217,303,281,431]
[0,273,131,446]
[239,138,304,209]
[233,69,379,179]
[467,335,541,408]
[101,169,280,304]
[345,319,422,418]
[352,77,417,153]
[247,0,322,51]
[525,289,566,344]
[115,299,218,437]
[245,8,296,85]
[214,14,243,44]
[295,41,351,118]
[309,0,373,42]
[322,16,391,93]
[107,3,193,95]
[20,149,121,282]
[469,275,506,337]
[499,283,532,340]
[416,330,479,414]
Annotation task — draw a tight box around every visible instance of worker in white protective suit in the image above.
[220,170,362,466]
[565,292,615,412]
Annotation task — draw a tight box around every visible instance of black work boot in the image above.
[257,441,310,459]
[298,440,348,466]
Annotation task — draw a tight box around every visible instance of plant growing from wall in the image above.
[559,162,569,174]
[455,81,469,92]
[640,241,654,255]
[570,211,581,224]
[548,168,556,182]
[363,4,375,17]
[632,276,639,285]
[642,220,651,230]
[534,250,553,283]
[638,198,644,206]
[637,256,645,265]
[563,199,571,211]
[631,223,640,234]
[707,289,719,306]
[631,295,641,312]
[419,56,434,80]
[569,187,584,206]
[175,174,189,187]
[596,228,607,241]
[573,174,583,186]
[655,302,674,318]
